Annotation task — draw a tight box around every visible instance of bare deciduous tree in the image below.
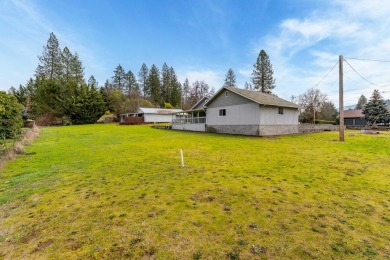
[298,88,327,123]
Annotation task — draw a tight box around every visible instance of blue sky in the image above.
[1,0,390,106]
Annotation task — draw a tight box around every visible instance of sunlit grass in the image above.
[0,125,389,258]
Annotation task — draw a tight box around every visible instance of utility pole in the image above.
[339,55,344,141]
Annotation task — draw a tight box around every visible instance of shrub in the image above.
[97,113,117,124]
[0,91,23,139]
[315,119,336,125]
[34,113,63,126]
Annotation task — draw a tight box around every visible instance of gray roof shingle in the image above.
[206,87,299,109]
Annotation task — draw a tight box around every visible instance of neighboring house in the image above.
[204,87,299,136]
[343,109,367,127]
[120,107,183,124]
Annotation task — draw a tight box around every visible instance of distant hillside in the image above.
[344,104,356,110]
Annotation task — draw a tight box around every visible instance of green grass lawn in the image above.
[0,124,389,259]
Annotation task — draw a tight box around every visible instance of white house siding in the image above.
[206,90,252,108]
[259,106,299,125]
[206,103,261,135]
[207,103,261,125]
[258,106,299,136]
[144,114,173,123]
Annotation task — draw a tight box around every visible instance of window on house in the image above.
[278,107,284,115]
[225,91,228,97]
[219,109,226,116]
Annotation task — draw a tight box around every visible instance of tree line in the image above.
[295,88,390,125]
[10,32,388,137]
[7,33,220,126]
[9,33,105,125]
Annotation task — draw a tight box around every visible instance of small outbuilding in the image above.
[204,87,299,136]
[120,107,183,124]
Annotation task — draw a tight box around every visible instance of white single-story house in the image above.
[205,87,299,136]
[120,107,183,124]
[172,87,299,136]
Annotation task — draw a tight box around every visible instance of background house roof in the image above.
[343,109,364,118]
[138,108,183,114]
[205,87,299,109]
[190,96,209,110]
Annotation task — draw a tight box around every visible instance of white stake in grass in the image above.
[180,149,184,168]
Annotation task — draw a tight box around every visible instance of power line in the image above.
[309,60,339,89]
[343,58,387,88]
[344,74,367,87]
[345,57,390,63]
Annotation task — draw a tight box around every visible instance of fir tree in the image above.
[182,78,190,103]
[125,70,139,96]
[223,68,236,88]
[112,64,126,91]
[169,67,181,107]
[161,63,171,103]
[148,64,161,106]
[251,49,275,93]
[362,90,390,125]
[356,94,367,109]
[61,48,84,85]
[71,52,85,85]
[61,47,73,83]
[36,32,62,79]
[88,75,98,88]
[244,81,253,90]
[138,63,149,97]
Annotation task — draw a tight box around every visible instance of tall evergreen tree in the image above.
[61,47,73,83]
[244,81,253,90]
[71,52,85,85]
[138,63,149,97]
[251,49,275,93]
[61,48,84,85]
[182,78,190,104]
[112,64,126,91]
[209,86,215,96]
[161,63,171,103]
[148,64,161,106]
[199,81,209,97]
[223,68,237,88]
[362,90,390,125]
[36,32,62,79]
[169,67,181,107]
[356,94,368,109]
[88,75,98,88]
[125,70,139,96]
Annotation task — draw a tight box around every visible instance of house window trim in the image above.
[278,107,284,115]
[219,109,226,116]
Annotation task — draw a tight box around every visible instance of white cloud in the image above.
[178,70,224,89]
[250,0,390,106]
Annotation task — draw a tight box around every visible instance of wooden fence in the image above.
[119,117,145,125]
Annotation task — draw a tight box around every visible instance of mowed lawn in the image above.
[0,124,389,259]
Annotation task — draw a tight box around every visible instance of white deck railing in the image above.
[172,117,206,124]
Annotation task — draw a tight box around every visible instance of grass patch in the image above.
[0,125,389,258]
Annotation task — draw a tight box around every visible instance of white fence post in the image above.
[180,149,184,168]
